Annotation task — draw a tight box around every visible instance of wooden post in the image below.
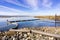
[55,14,56,27]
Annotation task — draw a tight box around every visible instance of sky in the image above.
[0,0,60,16]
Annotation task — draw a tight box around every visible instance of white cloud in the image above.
[54,4,60,15]
[0,5,56,16]
[42,0,52,8]
[0,5,31,15]
[4,0,40,10]
[1,0,60,16]
[4,0,30,8]
[0,5,25,12]
[26,0,38,10]
[31,11,55,16]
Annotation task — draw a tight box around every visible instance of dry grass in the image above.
[34,16,60,20]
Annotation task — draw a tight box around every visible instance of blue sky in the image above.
[0,0,60,16]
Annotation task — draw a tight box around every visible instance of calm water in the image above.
[0,17,60,31]
[17,20,55,28]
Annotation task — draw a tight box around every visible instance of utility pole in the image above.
[7,19,8,25]
[55,14,57,27]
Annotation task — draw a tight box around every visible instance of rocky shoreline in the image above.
[0,27,60,40]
